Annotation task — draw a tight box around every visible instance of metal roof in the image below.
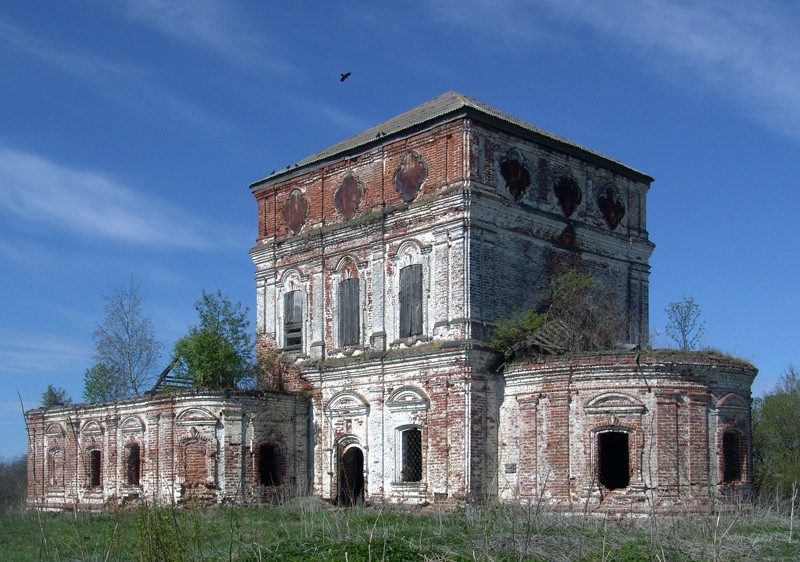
[251,91,652,189]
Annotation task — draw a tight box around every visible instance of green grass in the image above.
[0,499,798,561]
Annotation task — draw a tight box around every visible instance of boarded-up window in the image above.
[126,444,141,486]
[259,444,280,486]
[284,290,303,348]
[722,431,743,482]
[89,450,101,487]
[399,265,423,338]
[400,427,422,482]
[339,278,360,346]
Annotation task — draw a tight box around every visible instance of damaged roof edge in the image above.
[250,91,654,192]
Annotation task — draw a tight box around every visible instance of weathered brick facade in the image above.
[27,92,756,513]
[26,391,309,510]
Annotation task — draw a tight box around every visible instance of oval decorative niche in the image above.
[281,189,309,234]
[333,174,364,220]
[554,175,582,217]
[500,151,531,201]
[597,184,625,230]
[393,151,428,203]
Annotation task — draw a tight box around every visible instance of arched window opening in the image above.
[259,444,280,486]
[89,450,102,487]
[597,432,629,490]
[722,431,743,482]
[126,444,141,486]
[400,427,422,483]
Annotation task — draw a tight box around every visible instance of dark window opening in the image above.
[339,278,360,346]
[722,431,743,482]
[338,447,364,506]
[259,444,280,486]
[126,444,141,486]
[399,265,423,338]
[89,450,101,487]
[401,428,422,483]
[284,290,303,348]
[597,432,629,490]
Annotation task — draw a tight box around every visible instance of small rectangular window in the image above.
[399,265,423,338]
[339,278,360,346]
[284,290,303,348]
[400,427,422,482]
[89,450,101,487]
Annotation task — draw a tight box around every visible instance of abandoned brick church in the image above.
[26,92,756,514]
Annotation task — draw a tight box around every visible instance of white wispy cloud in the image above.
[0,149,228,250]
[0,331,89,376]
[0,17,239,134]
[430,0,800,140]
[113,0,293,73]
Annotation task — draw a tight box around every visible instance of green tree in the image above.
[41,384,72,407]
[492,269,625,358]
[547,269,625,352]
[752,365,800,497]
[85,276,163,401]
[665,295,705,351]
[83,363,122,403]
[0,455,27,513]
[173,290,253,389]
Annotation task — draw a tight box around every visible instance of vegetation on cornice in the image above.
[492,270,625,363]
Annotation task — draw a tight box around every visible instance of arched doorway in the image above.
[338,446,364,506]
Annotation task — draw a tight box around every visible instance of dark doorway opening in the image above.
[338,447,364,506]
[259,444,280,486]
[597,432,629,490]
[722,431,743,482]
[89,450,101,487]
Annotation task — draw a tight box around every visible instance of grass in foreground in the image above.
[0,498,798,561]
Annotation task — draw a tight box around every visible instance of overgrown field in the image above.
[0,498,798,561]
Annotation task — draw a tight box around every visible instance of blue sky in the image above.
[2,1,798,458]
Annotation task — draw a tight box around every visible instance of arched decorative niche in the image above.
[176,407,218,427]
[387,386,430,412]
[45,422,65,437]
[585,392,646,416]
[324,391,370,417]
[120,416,145,434]
[81,420,103,436]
